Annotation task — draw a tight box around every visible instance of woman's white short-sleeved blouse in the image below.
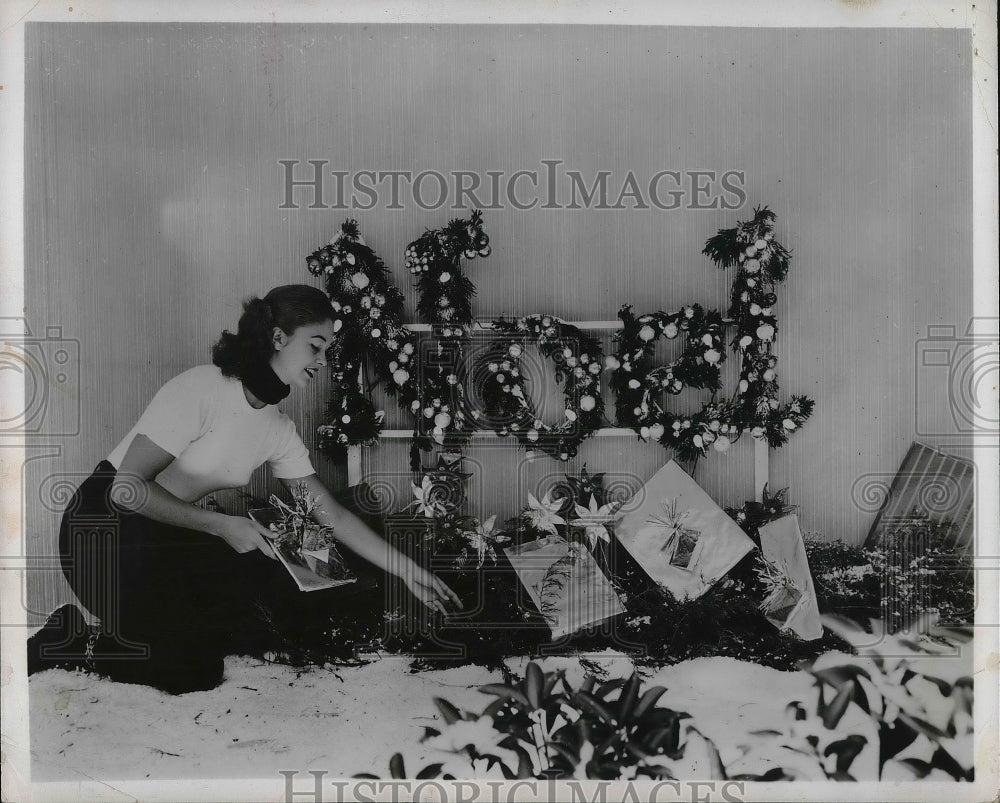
[106,365,316,502]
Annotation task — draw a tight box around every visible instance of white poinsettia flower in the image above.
[463,514,508,568]
[521,490,566,536]
[572,494,618,548]
[406,475,446,518]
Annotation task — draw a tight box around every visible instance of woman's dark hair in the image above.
[212,284,334,379]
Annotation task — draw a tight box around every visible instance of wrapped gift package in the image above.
[503,537,625,640]
[757,514,822,640]
[614,460,755,600]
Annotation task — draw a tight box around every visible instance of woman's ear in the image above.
[272,327,288,350]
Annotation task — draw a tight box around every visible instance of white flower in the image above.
[782,418,797,431]
[406,475,447,518]
[713,435,731,452]
[648,423,664,440]
[604,355,620,370]
[628,379,641,389]
[565,409,577,421]
[392,369,409,385]
[739,335,752,349]
[462,515,507,568]
[522,490,567,536]
[701,333,714,346]
[572,494,618,548]
[439,272,451,283]
[508,344,522,358]
[579,395,596,412]
[402,342,414,355]
[684,307,695,318]
[664,323,679,339]
[333,319,343,333]
[350,272,369,289]
[638,325,655,342]
[703,349,721,365]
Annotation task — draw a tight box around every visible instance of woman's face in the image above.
[269,319,336,388]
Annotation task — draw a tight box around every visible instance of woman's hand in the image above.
[214,515,279,560]
[401,565,463,616]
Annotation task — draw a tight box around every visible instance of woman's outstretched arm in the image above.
[280,474,462,614]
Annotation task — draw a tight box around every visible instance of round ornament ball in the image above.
[341,414,351,424]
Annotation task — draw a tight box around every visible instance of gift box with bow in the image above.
[614,460,755,600]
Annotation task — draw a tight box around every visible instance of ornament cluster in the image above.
[477,315,606,461]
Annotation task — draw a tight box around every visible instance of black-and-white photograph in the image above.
[2,2,997,801]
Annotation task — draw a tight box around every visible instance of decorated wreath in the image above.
[476,315,606,461]
[608,303,730,460]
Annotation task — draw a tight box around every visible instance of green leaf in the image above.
[479,683,531,708]
[812,664,872,690]
[389,753,406,779]
[433,697,462,725]
[616,674,642,725]
[898,712,950,742]
[481,698,506,719]
[573,691,616,724]
[542,671,564,699]
[524,662,544,709]
[821,681,854,730]
[894,758,934,779]
[546,742,580,765]
[633,686,668,721]
[594,677,627,700]
[823,735,867,773]
[919,674,954,697]
[624,741,655,762]
[515,748,535,779]
[690,728,727,780]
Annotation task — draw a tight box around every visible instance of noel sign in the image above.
[307,207,814,474]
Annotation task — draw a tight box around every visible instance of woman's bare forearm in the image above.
[109,474,226,535]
